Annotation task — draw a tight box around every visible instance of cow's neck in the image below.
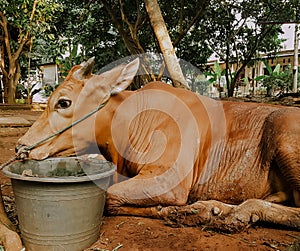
[95,91,135,176]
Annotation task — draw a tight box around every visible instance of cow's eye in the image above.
[55,98,72,109]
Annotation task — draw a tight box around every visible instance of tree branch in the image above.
[134,0,141,34]
[0,11,12,63]
[119,0,134,35]
[101,0,145,55]
[13,0,37,61]
[179,0,184,34]
[0,60,7,78]
[232,25,275,86]
[173,1,209,47]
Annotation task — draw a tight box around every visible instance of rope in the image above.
[0,100,108,171]
[0,157,18,171]
[25,101,108,151]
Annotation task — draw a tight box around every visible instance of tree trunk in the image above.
[7,60,21,104]
[228,83,234,97]
[7,79,16,104]
[1,2,36,104]
[144,0,189,90]
[0,40,4,103]
[3,75,8,103]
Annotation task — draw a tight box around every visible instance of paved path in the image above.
[0,109,42,127]
[0,117,32,127]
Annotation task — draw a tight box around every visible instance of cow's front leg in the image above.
[163,199,300,232]
[105,174,190,218]
[0,192,22,250]
[0,224,23,251]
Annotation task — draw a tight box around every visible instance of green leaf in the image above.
[214,61,222,78]
[273,64,281,75]
[255,75,266,81]
[47,34,55,40]
[263,60,273,75]
[71,44,79,59]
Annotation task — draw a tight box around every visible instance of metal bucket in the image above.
[2,157,115,251]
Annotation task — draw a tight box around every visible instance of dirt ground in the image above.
[0,108,300,251]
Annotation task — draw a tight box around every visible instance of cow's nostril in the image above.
[15,144,26,154]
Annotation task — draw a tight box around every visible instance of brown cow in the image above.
[5,58,300,248]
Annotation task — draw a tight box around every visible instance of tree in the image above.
[256,61,296,96]
[34,0,211,91]
[194,0,293,97]
[0,0,62,103]
[2,0,293,101]
[89,0,210,88]
[52,0,293,94]
[205,61,226,97]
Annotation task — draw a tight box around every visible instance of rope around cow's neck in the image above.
[0,100,108,171]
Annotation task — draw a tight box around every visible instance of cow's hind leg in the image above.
[274,136,300,206]
[262,109,300,207]
[162,199,300,232]
[275,147,300,207]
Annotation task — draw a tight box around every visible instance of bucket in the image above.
[2,157,115,251]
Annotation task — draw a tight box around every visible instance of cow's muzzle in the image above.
[15,144,30,159]
[15,144,25,153]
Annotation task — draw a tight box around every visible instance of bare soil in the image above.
[0,108,299,251]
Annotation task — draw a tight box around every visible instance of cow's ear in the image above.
[110,58,140,95]
[73,57,95,80]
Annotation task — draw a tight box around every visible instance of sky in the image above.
[280,24,299,50]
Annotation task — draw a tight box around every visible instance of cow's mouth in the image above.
[15,144,75,160]
[15,144,31,159]
[15,144,25,154]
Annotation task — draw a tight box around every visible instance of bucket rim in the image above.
[2,157,116,183]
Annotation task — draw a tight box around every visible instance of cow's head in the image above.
[17,58,140,159]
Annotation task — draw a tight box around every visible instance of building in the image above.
[31,63,58,103]
[206,24,300,97]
